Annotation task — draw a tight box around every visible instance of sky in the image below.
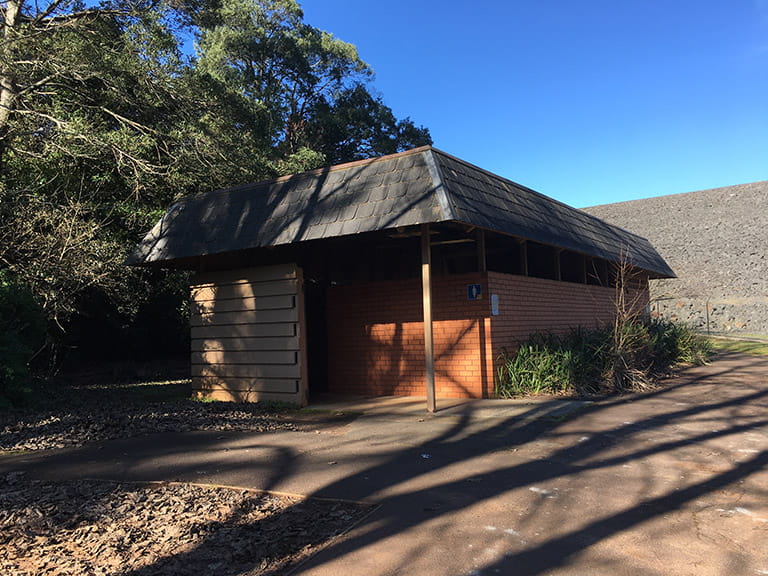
[301,0,768,207]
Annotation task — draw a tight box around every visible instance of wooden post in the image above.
[421,223,436,413]
[519,239,528,276]
[476,229,486,273]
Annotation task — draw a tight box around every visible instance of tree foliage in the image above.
[305,83,432,165]
[196,0,369,153]
[193,0,430,172]
[0,269,46,405]
[0,0,431,370]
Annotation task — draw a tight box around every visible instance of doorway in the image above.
[304,275,329,397]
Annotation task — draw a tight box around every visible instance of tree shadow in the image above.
[3,354,767,575]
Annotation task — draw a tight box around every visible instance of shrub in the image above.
[495,319,711,398]
[0,270,46,407]
[648,319,712,366]
[495,329,606,398]
[605,318,655,393]
[495,338,573,397]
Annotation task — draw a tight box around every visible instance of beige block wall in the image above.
[189,263,307,405]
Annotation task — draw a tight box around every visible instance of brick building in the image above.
[128,146,673,408]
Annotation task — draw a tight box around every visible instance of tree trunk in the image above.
[0,0,22,156]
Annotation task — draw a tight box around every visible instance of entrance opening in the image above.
[304,276,329,397]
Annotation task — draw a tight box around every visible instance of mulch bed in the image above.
[0,399,300,452]
[0,380,360,453]
[0,381,369,574]
[0,475,373,576]
[0,382,304,452]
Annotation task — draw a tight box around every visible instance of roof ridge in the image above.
[429,148,652,243]
[423,148,457,221]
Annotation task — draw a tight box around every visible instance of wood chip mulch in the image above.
[0,475,374,576]
[0,396,300,453]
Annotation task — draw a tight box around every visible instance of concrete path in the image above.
[2,353,767,575]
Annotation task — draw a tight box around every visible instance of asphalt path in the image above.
[2,353,766,575]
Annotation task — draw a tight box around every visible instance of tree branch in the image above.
[15,72,61,97]
[33,0,70,24]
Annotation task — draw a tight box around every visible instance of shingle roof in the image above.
[127,146,674,278]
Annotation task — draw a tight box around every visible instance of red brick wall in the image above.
[489,272,614,359]
[326,272,649,399]
[326,273,492,398]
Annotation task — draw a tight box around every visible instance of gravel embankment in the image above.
[583,181,768,334]
[0,476,373,576]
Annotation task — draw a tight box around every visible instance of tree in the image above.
[1,1,176,328]
[0,0,267,329]
[0,0,431,370]
[194,0,430,172]
[304,83,432,165]
[195,0,370,155]
[2,1,175,177]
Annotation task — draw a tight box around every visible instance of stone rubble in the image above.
[583,181,768,335]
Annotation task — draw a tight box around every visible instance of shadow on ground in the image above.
[3,353,767,575]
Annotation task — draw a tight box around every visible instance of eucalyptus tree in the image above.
[194,0,430,173]
[0,0,430,367]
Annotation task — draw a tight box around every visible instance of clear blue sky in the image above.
[302,0,768,207]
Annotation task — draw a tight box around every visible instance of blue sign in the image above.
[467,283,483,300]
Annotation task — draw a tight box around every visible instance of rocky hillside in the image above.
[583,181,768,335]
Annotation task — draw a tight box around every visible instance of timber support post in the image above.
[421,223,436,413]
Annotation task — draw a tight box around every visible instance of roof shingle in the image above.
[127,146,674,278]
